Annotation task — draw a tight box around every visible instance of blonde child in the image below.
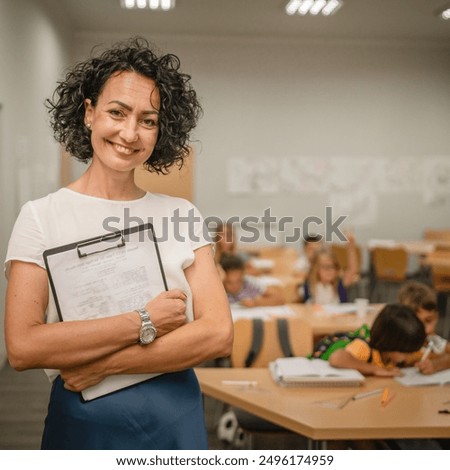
[294,234,323,275]
[399,280,450,375]
[328,304,426,376]
[301,234,359,304]
[220,254,284,307]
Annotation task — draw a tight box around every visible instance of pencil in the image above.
[381,388,389,406]
[421,344,433,362]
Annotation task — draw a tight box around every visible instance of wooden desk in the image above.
[196,367,450,442]
[288,303,380,337]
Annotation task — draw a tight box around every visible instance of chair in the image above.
[423,229,450,242]
[331,243,367,300]
[430,264,450,340]
[225,317,313,448]
[370,247,408,302]
[331,243,362,273]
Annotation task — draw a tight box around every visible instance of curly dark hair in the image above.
[369,304,426,353]
[46,37,202,173]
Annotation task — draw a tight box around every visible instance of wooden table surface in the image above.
[196,367,450,442]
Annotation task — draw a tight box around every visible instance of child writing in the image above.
[220,254,284,307]
[327,304,426,376]
[398,280,450,375]
[301,233,359,304]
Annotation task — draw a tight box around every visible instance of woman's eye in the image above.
[109,109,123,117]
[141,119,158,128]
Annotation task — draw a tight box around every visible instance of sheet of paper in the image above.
[231,305,295,321]
[395,367,450,387]
[48,238,165,321]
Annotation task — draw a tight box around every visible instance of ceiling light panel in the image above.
[285,0,343,16]
[120,0,175,10]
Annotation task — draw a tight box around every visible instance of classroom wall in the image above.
[72,32,450,254]
[0,0,72,365]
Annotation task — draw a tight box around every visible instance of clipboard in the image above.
[43,223,168,400]
[44,223,168,323]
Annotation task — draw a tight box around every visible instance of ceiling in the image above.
[54,0,450,43]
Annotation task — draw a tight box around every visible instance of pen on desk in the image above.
[352,388,384,401]
[221,380,258,387]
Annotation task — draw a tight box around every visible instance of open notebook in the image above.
[269,357,365,387]
[395,367,450,387]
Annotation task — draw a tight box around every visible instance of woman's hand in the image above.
[61,360,108,392]
[145,289,187,337]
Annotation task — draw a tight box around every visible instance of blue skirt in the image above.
[41,369,208,450]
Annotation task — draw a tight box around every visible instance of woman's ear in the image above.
[84,98,93,127]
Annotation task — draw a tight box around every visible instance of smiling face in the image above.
[84,71,160,174]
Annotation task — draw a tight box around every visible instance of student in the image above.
[294,234,323,275]
[301,233,359,304]
[220,254,284,307]
[327,304,426,376]
[213,221,237,265]
[398,280,450,375]
[4,37,233,450]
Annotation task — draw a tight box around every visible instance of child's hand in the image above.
[240,298,257,308]
[373,367,402,377]
[416,359,435,375]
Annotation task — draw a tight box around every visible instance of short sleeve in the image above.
[184,200,213,252]
[345,338,371,362]
[4,202,46,278]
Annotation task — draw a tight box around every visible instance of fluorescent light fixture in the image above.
[309,0,327,15]
[322,0,342,15]
[285,0,302,16]
[441,8,450,19]
[285,0,343,16]
[120,0,175,10]
[298,0,314,16]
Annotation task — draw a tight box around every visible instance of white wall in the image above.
[0,0,72,365]
[73,32,450,254]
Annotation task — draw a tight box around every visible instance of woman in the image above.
[4,37,233,450]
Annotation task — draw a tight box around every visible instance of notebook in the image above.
[269,357,365,387]
[395,367,450,387]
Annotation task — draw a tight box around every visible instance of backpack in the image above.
[310,324,371,361]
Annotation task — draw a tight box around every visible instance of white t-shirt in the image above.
[313,283,339,305]
[5,188,211,380]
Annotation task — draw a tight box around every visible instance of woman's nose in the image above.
[119,118,139,142]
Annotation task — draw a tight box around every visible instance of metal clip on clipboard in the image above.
[76,231,125,258]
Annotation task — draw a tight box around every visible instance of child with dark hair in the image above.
[220,254,284,307]
[399,280,450,375]
[328,304,426,376]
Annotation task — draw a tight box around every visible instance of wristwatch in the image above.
[135,308,157,344]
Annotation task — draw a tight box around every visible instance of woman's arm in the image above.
[328,349,400,377]
[61,245,234,391]
[5,260,187,371]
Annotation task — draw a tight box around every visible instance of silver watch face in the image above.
[140,325,157,344]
